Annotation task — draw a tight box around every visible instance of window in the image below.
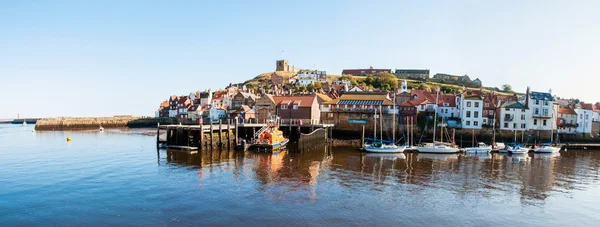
[513,123,517,128]
[484,110,488,115]
[293,104,298,110]
[535,108,539,115]
[545,101,549,106]
[475,102,479,108]
[466,121,471,126]
[328,113,333,118]
[505,108,510,111]
[543,120,547,126]
[474,111,479,118]
[534,119,538,125]
[474,121,479,126]
[543,109,548,116]
[521,115,525,120]
[445,109,448,114]
[504,123,509,128]
[485,103,489,108]
[522,109,526,112]
[466,111,471,118]
[281,104,288,110]
[522,124,526,129]
[467,101,472,107]
[536,100,540,105]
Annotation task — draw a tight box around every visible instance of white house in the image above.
[460,95,483,129]
[499,101,529,131]
[297,71,327,87]
[437,94,459,119]
[575,102,594,134]
[523,88,556,131]
[209,107,227,122]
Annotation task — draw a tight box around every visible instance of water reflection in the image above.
[158,148,600,205]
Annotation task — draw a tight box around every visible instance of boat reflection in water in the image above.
[156,146,600,225]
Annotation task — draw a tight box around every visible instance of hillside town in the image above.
[156,59,600,138]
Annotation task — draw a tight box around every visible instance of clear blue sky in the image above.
[1,0,599,118]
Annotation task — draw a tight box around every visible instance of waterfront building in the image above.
[499,101,529,131]
[156,101,169,118]
[437,94,459,119]
[274,95,321,125]
[231,91,259,110]
[320,92,396,131]
[523,87,556,132]
[557,107,578,134]
[394,69,429,80]
[460,94,484,129]
[255,94,276,123]
[187,104,204,122]
[410,89,437,113]
[208,106,227,122]
[168,95,179,118]
[176,96,192,120]
[341,66,392,76]
[575,102,594,134]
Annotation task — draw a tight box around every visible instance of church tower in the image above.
[400,80,408,93]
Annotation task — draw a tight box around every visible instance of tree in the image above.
[307,83,315,92]
[417,83,431,92]
[350,79,358,86]
[501,84,513,92]
[313,82,323,90]
[374,72,398,89]
[340,75,353,81]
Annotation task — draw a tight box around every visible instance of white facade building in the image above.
[297,71,327,87]
[460,95,483,129]
[437,95,459,119]
[499,101,529,131]
[575,103,593,134]
[524,89,556,131]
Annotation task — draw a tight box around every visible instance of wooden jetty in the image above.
[156,120,334,152]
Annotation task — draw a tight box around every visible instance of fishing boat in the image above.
[464,142,493,153]
[417,90,459,154]
[364,98,405,153]
[248,122,289,151]
[534,123,561,153]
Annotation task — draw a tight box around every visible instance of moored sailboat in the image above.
[417,90,459,154]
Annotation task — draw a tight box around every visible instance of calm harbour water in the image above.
[1,124,600,226]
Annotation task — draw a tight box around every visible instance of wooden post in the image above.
[234,119,238,146]
[210,121,214,150]
[156,123,160,149]
[166,127,171,146]
[198,127,203,150]
[362,125,365,149]
[219,120,223,148]
[227,120,231,148]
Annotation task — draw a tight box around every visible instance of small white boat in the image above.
[364,144,407,153]
[508,146,529,154]
[464,142,493,153]
[23,121,27,126]
[99,126,104,132]
[533,146,560,153]
[492,142,506,151]
[417,143,460,154]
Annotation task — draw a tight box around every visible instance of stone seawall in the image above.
[35,117,176,130]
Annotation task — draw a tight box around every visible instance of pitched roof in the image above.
[188,104,201,111]
[316,93,332,103]
[324,92,395,105]
[273,95,316,108]
[501,101,528,109]
[594,103,600,112]
[160,101,169,108]
[437,94,457,107]
[580,102,594,110]
[410,89,436,104]
[558,107,577,115]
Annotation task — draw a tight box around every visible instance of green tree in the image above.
[374,72,398,89]
[417,83,432,92]
[350,79,358,86]
[501,84,513,92]
[340,75,353,81]
[307,83,315,92]
[313,82,323,90]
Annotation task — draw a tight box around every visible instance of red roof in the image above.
[410,89,436,105]
[160,101,169,108]
[558,107,576,115]
[273,95,316,108]
[437,94,457,107]
[581,102,594,110]
[594,103,600,112]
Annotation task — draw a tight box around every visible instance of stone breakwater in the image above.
[35,117,175,130]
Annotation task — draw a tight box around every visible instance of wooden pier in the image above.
[157,121,334,152]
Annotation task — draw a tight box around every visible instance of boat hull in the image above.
[534,146,561,153]
[248,139,289,151]
[417,146,459,154]
[364,145,406,153]
[508,148,529,154]
[464,147,492,153]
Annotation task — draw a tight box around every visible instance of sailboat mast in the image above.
[374,107,377,142]
[433,90,440,142]
[380,105,383,143]
[393,95,396,144]
[440,117,444,143]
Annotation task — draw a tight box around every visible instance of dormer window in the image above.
[293,104,298,110]
[281,104,288,110]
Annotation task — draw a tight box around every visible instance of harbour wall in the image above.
[35,117,176,130]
